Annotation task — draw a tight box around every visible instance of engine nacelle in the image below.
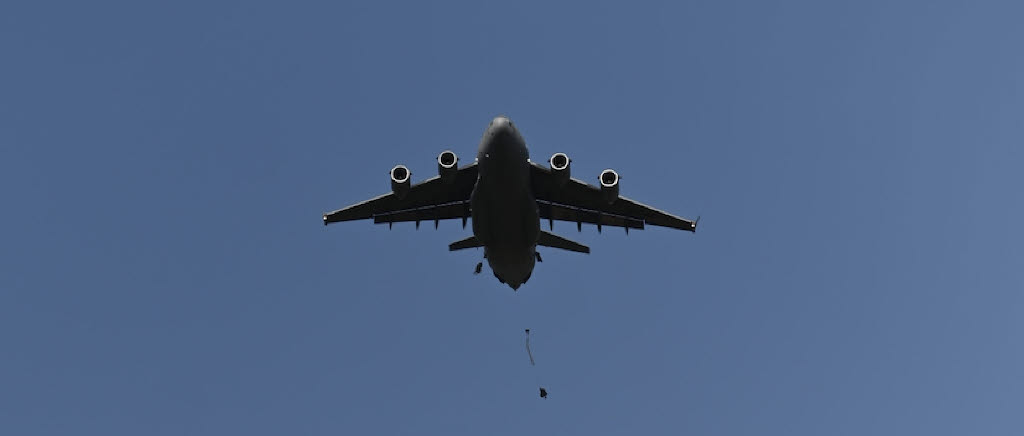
[599,169,619,204]
[390,165,411,199]
[437,150,458,183]
[549,152,570,188]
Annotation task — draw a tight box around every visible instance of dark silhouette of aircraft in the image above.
[322,116,697,290]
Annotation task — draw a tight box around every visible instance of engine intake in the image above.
[438,150,458,183]
[391,165,411,199]
[549,152,570,188]
[599,169,619,204]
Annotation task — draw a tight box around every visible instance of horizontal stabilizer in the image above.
[449,235,483,251]
[537,231,590,254]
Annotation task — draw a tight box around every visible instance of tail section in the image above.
[449,235,484,251]
[451,232,590,254]
[537,231,590,254]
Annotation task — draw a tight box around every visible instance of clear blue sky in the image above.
[3,1,1022,435]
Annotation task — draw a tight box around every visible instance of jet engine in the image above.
[390,165,411,199]
[549,152,570,188]
[599,169,619,204]
[438,150,458,183]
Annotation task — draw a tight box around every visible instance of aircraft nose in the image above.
[480,115,519,157]
[489,115,514,134]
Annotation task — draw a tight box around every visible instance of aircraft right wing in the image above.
[530,162,697,232]
[323,163,478,226]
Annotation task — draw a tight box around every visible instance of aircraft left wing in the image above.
[530,162,697,232]
[323,163,478,226]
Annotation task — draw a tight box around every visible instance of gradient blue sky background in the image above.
[3,1,1022,435]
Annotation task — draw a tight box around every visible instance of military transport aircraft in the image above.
[322,116,697,290]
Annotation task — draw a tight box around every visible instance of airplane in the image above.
[322,116,698,290]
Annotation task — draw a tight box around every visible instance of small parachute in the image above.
[525,329,546,398]
[525,329,536,366]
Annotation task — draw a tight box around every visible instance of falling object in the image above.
[525,329,535,366]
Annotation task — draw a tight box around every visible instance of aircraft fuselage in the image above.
[470,116,539,290]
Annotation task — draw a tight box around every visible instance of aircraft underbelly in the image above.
[471,161,539,288]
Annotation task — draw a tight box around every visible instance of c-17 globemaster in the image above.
[322,116,697,290]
